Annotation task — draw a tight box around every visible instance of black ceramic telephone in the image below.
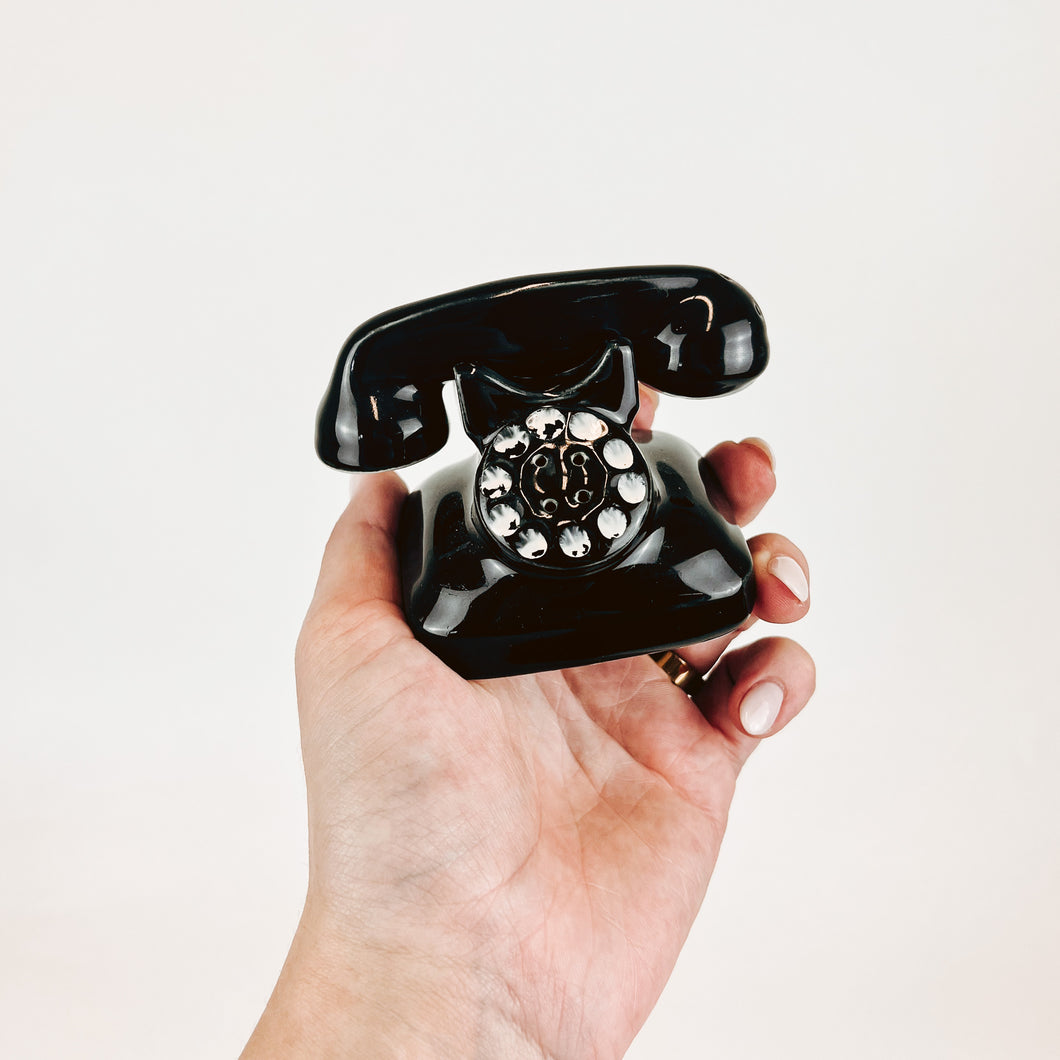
[315,266,768,679]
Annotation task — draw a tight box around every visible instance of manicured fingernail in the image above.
[348,475,361,498]
[740,681,784,736]
[768,555,809,603]
[743,437,775,470]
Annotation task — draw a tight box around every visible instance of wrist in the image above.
[241,898,549,1060]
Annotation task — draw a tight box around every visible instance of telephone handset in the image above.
[316,266,769,679]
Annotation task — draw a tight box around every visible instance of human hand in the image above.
[243,392,814,1060]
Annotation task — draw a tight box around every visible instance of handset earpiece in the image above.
[315,366,447,472]
[639,285,767,396]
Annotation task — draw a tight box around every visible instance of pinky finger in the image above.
[694,637,816,770]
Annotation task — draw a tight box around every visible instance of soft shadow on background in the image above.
[2,2,1057,1057]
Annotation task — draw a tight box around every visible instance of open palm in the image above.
[246,418,813,1060]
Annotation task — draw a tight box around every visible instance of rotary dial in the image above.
[475,406,652,570]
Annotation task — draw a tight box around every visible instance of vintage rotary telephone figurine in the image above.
[315,266,769,679]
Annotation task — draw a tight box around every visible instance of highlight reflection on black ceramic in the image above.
[316,266,769,679]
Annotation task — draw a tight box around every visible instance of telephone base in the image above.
[408,576,754,681]
[399,432,756,681]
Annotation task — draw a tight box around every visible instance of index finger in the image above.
[632,383,659,431]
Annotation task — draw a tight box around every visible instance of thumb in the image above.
[310,471,409,613]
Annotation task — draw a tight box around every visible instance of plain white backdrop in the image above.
[2,1,1058,1056]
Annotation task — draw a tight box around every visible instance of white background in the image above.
[2,1,1058,1056]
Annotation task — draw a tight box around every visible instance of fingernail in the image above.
[743,436,775,471]
[768,555,809,603]
[740,681,784,736]
[348,475,361,498]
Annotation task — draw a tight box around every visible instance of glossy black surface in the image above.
[315,266,768,679]
[316,266,767,472]
[461,344,651,575]
[399,430,754,679]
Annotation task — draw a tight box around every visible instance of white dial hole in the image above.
[479,465,512,498]
[487,503,521,537]
[526,407,565,440]
[514,527,548,559]
[597,506,628,540]
[569,412,608,441]
[493,424,530,456]
[602,438,633,469]
[616,472,647,505]
[558,525,592,558]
